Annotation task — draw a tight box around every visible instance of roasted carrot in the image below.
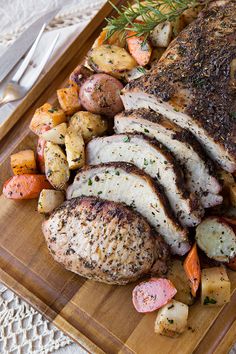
[126,31,152,66]
[3,175,51,200]
[184,243,201,297]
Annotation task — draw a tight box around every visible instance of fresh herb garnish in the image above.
[203,296,217,305]
[137,66,146,74]
[105,0,203,42]
[48,108,58,113]
[123,136,130,142]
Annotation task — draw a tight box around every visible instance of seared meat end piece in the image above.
[115,109,222,208]
[67,162,190,255]
[87,133,203,227]
[42,197,169,285]
[121,1,236,172]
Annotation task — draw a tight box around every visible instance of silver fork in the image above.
[0,24,59,105]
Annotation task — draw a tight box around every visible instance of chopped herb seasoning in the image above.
[98,191,102,195]
[203,296,217,305]
[230,112,236,119]
[144,158,149,166]
[167,304,174,310]
[167,319,174,324]
[123,136,130,142]
[137,67,146,74]
[144,128,149,133]
[115,171,120,176]
[88,178,93,186]
[48,108,58,113]
[173,107,179,112]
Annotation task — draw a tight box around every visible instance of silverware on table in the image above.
[0,27,59,105]
[0,8,60,83]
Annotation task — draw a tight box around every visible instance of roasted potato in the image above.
[201,267,231,306]
[79,74,124,116]
[29,103,66,136]
[38,189,65,214]
[87,44,136,79]
[69,64,93,86]
[44,142,70,190]
[154,300,189,337]
[11,150,37,175]
[230,184,236,207]
[150,21,173,48]
[69,111,107,142]
[196,217,236,262]
[65,127,85,170]
[57,84,81,115]
[167,260,194,305]
[41,123,67,144]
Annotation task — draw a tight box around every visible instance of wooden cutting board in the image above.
[0,2,236,353]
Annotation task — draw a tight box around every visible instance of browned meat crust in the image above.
[126,1,236,159]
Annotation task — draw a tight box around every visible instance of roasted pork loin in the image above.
[115,109,222,208]
[121,0,236,172]
[67,162,190,255]
[42,197,169,285]
[87,133,203,227]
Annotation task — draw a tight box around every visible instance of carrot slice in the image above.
[3,175,51,200]
[132,278,177,313]
[184,243,201,297]
[126,31,152,66]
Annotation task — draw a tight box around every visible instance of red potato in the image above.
[3,175,51,200]
[37,126,50,173]
[69,64,93,87]
[132,278,177,313]
[79,74,124,117]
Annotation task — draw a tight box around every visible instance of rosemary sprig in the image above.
[105,0,202,41]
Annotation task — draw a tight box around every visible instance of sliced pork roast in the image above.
[121,0,236,172]
[67,162,190,255]
[42,197,169,285]
[115,109,222,208]
[87,133,203,227]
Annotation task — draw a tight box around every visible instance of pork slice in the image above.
[115,109,222,208]
[67,162,190,255]
[87,133,203,227]
[121,0,236,172]
[42,196,169,285]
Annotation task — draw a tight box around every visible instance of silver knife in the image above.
[0,8,60,83]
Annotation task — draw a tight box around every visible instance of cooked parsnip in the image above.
[65,127,85,170]
[150,21,173,48]
[154,300,189,337]
[69,111,107,142]
[196,217,236,262]
[29,103,66,136]
[125,66,147,82]
[57,84,81,115]
[87,45,137,79]
[201,267,231,306]
[44,142,70,190]
[41,123,67,144]
[168,260,194,305]
[38,189,65,214]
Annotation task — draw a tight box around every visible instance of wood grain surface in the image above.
[0,1,236,353]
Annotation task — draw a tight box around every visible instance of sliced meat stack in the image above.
[67,162,190,255]
[87,133,203,227]
[115,109,222,208]
[43,197,170,285]
[121,0,236,172]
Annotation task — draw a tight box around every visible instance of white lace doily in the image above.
[0,1,105,353]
